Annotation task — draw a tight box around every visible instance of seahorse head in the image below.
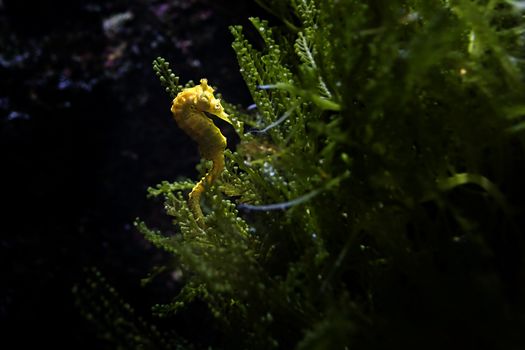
[195,79,232,125]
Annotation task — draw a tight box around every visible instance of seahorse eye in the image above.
[215,103,221,110]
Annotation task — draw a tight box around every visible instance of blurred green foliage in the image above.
[80,0,525,348]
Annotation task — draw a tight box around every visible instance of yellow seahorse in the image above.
[171,79,232,228]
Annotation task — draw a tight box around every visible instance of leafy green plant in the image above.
[81,1,525,349]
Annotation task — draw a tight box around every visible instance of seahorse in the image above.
[171,79,232,228]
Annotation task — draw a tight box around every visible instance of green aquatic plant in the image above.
[81,0,525,348]
[73,267,192,349]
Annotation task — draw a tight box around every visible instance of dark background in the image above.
[1,0,264,346]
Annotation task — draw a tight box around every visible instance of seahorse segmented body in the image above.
[171,79,232,227]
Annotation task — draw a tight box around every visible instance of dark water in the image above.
[1,0,265,346]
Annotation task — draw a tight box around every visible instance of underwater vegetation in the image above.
[76,0,525,349]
